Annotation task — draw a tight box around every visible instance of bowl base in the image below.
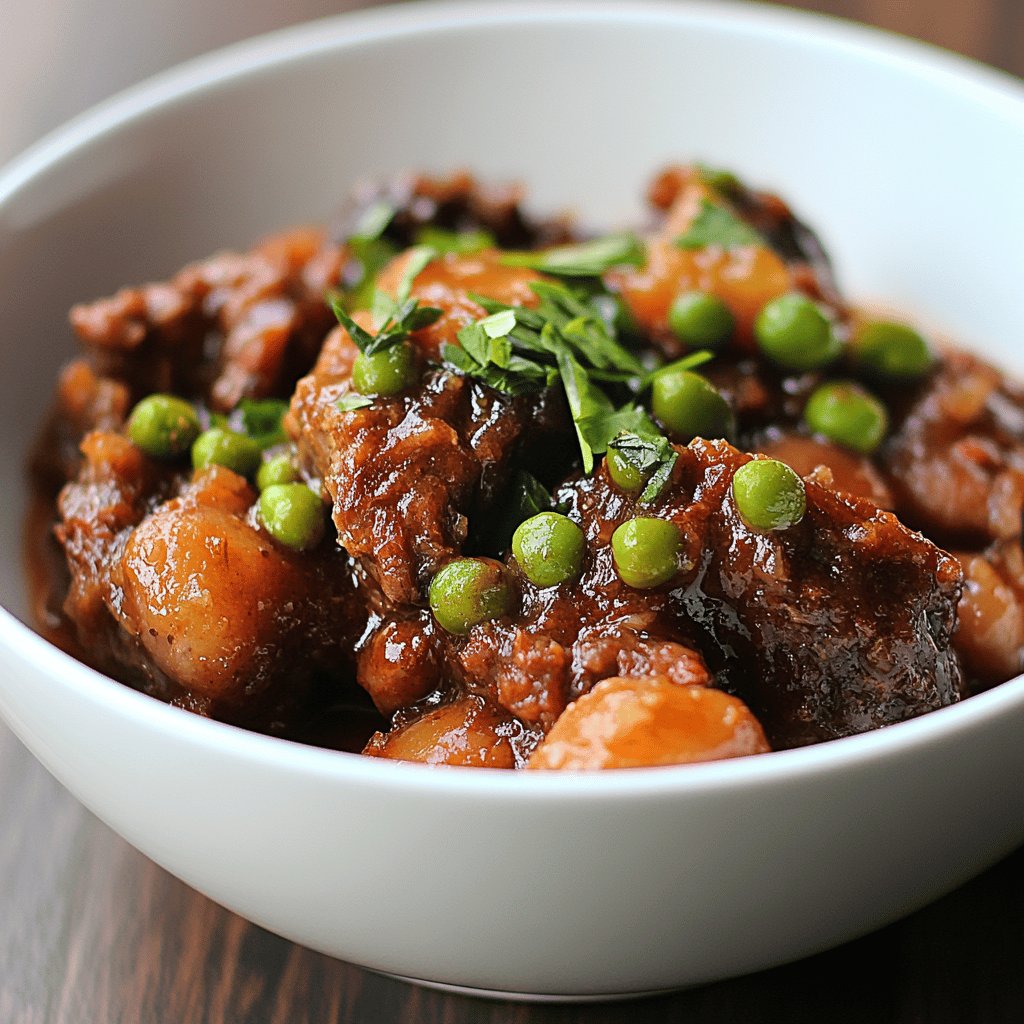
[380,971,680,1004]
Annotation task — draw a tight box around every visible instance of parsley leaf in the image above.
[329,245,442,356]
[336,393,374,413]
[511,470,555,520]
[415,226,496,255]
[444,280,721,477]
[337,201,401,313]
[608,430,679,504]
[694,163,742,196]
[351,200,397,242]
[396,245,438,304]
[674,198,764,251]
[641,349,715,389]
[238,398,289,449]
[473,469,556,556]
[501,233,646,277]
[445,280,652,469]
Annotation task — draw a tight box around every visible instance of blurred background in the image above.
[1,0,1021,168]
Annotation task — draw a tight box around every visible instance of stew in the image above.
[27,167,1024,769]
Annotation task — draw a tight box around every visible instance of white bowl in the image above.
[1,0,1023,1000]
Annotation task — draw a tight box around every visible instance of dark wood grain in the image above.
[2,2,1023,1022]
[3,720,1024,1024]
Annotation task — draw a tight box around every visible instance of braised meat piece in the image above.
[56,430,176,663]
[31,359,135,494]
[69,228,343,411]
[954,540,1024,689]
[289,252,571,605]
[652,440,965,746]
[56,432,366,726]
[417,439,962,747]
[882,349,1024,547]
[334,170,574,255]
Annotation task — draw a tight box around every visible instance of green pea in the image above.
[512,512,585,588]
[804,381,889,455]
[755,292,841,371]
[126,394,200,460]
[606,447,645,493]
[257,453,300,491]
[351,341,418,396]
[731,459,806,531]
[611,518,682,589]
[428,558,514,635]
[651,369,733,441]
[191,427,261,477]
[851,320,933,380]
[668,291,735,349]
[258,483,326,551]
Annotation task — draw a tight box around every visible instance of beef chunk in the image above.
[289,251,571,606]
[56,431,175,654]
[882,349,1024,547]
[69,228,343,410]
[31,359,134,494]
[333,170,574,254]
[954,540,1024,689]
[408,439,962,747]
[666,441,963,746]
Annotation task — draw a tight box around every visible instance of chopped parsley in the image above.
[336,393,374,413]
[694,163,742,196]
[327,229,721,495]
[442,280,652,471]
[501,233,646,277]
[339,201,401,313]
[415,226,496,255]
[675,198,764,251]
[643,349,715,389]
[511,470,555,520]
[351,200,397,242]
[238,398,289,449]
[607,430,679,503]
[330,245,442,357]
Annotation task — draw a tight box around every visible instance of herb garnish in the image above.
[351,200,397,242]
[238,398,289,449]
[443,280,652,470]
[476,469,558,555]
[608,430,679,503]
[335,393,375,413]
[674,198,764,251]
[330,245,442,357]
[415,226,496,256]
[694,163,742,197]
[339,201,401,313]
[500,233,646,277]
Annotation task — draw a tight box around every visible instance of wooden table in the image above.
[3,2,1023,1021]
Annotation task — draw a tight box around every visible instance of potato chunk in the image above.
[363,695,523,768]
[112,467,338,705]
[528,677,770,771]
